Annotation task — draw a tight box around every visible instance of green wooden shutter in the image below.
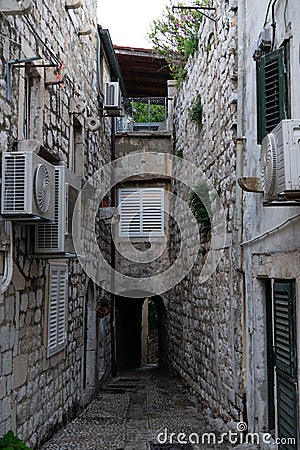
[273,281,298,449]
[257,46,288,143]
[273,281,297,377]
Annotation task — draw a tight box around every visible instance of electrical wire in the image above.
[271,0,279,51]
[23,15,61,66]
[240,212,300,246]
[263,0,273,27]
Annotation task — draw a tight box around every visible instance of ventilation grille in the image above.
[105,84,116,106]
[36,169,61,250]
[34,163,51,213]
[260,132,277,198]
[2,153,26,212]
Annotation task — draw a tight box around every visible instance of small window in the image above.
[256,44,290,143]
[118,188,164,237]
[48,263,68,357]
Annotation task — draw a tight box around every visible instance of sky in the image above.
[97,0,168,49]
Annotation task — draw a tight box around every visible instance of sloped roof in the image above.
[114,46,172,98]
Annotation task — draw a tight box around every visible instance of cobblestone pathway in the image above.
[41,366,259,450]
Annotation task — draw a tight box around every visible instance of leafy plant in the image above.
[0,431,31,450]
[175,148,183,158]
[188,94,203,125]
[131,102,167,123]
[148,0,208,81]
[188,182,211,232]
[98,297,110,308]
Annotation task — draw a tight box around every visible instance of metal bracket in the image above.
[6,56,42,101]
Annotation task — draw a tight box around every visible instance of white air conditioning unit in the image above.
[1,151,55,221]
[104,81,121,110]
[260,119,300,201]
[34,166,81,256]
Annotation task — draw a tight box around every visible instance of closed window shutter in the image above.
[141,189,164,235]
[48,263,68,356]
[118,188,164,237]
[257,46,289,143]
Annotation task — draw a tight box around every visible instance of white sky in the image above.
[97,0,168,48]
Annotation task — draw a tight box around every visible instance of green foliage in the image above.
[175,148,183,158]
[188,182,211,232]
[98,297,110,307]
[131,102,167,123]
[148,0,208,81]
[175,67,188,86]
[0,431,31,450]
[188,94,203,125]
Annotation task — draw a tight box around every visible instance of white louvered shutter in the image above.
[48,263,68,356]
[118,188,164,237]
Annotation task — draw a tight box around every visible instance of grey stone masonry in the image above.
[0,0,113,447]
[165,0,243,423]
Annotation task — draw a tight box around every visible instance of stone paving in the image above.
[40,366,259,450]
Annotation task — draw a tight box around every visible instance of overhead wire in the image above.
[23,14,61,65]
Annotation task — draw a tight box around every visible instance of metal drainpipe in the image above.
[110,117,117,377]
[236,0,247,425]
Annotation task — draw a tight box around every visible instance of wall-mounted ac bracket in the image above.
[0,0,32,15]
[65,0,83,9]
[78,25,92,36]
[238,177,263,193]
[101,108,123,118]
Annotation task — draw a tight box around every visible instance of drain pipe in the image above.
[236,0,247,427]
[1,221,13,295]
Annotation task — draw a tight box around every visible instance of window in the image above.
[48,263,68,357]
[256,44,290,143]
[118,188,164,237]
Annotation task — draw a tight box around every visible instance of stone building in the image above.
[164,0,300,446]
[237,0,300,446]
[164,0,244,423]
[0,1,121,447]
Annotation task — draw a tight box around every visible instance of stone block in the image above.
[0,326,10,352]
[0,377,6,400]
[2,351,12,376]
[12,354,28,389]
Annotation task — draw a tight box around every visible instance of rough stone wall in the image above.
[0,1,112,447]
[166,0,244,422]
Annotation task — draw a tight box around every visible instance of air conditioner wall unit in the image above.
[260,119,300,201]
[34,166,81,256]
[1,151,55,220]
[104,81,121,109]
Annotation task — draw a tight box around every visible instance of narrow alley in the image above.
[40,366,252,450]
[1,0,300,449]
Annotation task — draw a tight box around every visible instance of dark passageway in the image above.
[115,296,167,372]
